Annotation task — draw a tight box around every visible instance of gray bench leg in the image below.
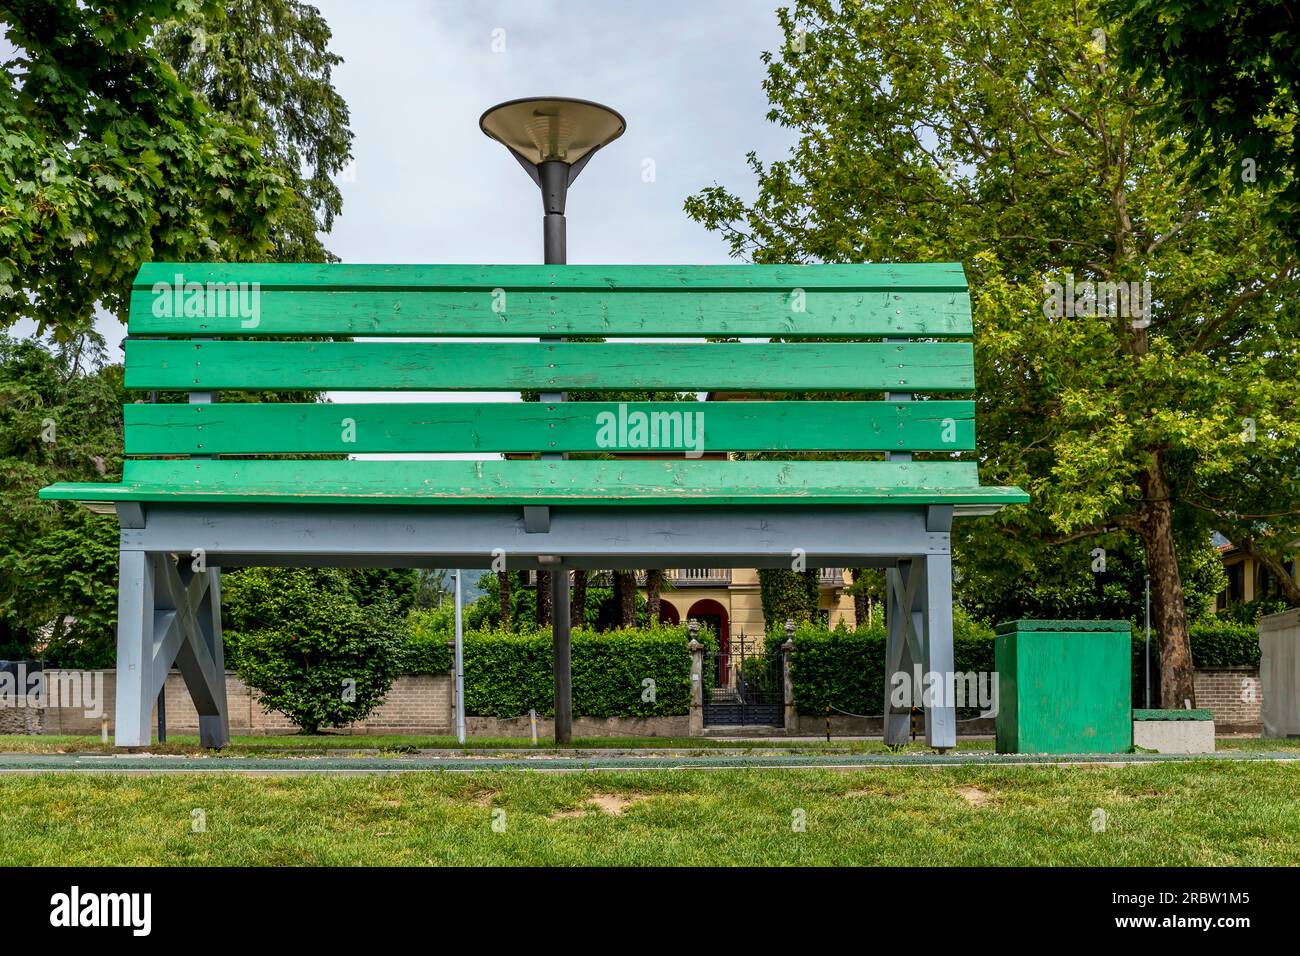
[115,550,156,747]
[883,559,921,746]
[180,567,228,749]
[114,552,228,749]
[922,553,956,750]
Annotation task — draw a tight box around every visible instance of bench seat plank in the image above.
[40,460,1030,508]
[123,340,975,392]
[133,262,969,291]
[123,400,977,455]
[129,290,971,338]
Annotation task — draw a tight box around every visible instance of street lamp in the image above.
[480,96,626,264]
[481,97,625,744]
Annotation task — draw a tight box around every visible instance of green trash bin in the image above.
[995,620,1132,754]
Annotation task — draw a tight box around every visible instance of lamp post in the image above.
[480,96,626,263]
[480,97,625,744]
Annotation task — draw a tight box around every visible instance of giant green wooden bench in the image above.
[40,261,1026,749]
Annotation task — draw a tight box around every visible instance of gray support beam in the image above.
[922,551,956,750]
[885,339,912,463]
[196,568,228,748]
[122,505,950,568]
[114,550,156,747]
[883,559,923,746]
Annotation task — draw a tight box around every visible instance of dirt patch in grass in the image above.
[956,786,993,807]
[549,792,645,820]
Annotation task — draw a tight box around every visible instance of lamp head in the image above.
[480,96,625,167]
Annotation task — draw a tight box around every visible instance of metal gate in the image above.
[703,633,784,727]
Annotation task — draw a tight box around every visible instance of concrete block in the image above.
[1133,718,1215,754]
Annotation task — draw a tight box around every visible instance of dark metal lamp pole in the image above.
[480,97,625,744]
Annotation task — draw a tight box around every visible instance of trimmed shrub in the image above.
[789,615,995,716]
[1190,619,1260,667]
[463,624,700,718]
[225,570,407,733]
[402,607,455,674]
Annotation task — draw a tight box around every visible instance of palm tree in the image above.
[644,569,664,623]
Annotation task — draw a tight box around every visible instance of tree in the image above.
[757,569,819,633]
[0,0,293,338]
[536,569,552,627]
[1106,0,1299,246]
[614,571,637,627]
[413,568,451,609]
[497,570,512,630]
[156,0,353,261]
[222,567,405,733]
[685,0,1300,706]
[0,335,125,664]
[644,568,664,622]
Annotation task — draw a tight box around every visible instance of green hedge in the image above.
[1190,619,1261,667]
[789,617,996,716]
[461,624,703,718]
[1131,617,1262,698]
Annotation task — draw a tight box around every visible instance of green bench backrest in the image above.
[123,262,977,460]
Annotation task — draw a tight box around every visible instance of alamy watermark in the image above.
[889,666,998,717]
[151,274,261,328]
[0,664,105,718]
[1042,273,1151,329]
[595,403,705,458]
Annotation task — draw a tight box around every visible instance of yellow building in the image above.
[1215,539,1299,611]
[649,567,858,652]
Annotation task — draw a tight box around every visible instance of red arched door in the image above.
[687,599,730,684]
[658,602,681,625]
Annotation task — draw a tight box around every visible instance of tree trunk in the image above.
[1237,535,1300,606]
[497,570,512,632]
[1138,458,1195,708]
[850,568,869,628]
[615,570,638,627]
[645,569,663,622]
[536,570,552,628]
[572,569,588,628]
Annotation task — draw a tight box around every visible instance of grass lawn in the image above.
[1,733,1297,756]
[0,733,977,755]
[0,760,1297,865]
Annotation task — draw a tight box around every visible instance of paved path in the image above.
[0,750,1297,774]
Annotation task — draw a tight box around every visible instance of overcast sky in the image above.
[8,0,795,350]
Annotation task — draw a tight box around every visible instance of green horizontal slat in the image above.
[123,400,977,455]
[133,262,968,291]
[122,341,975,392]
[127,288,971,337]
[39,460,1030,507]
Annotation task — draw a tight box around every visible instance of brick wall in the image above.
[39,670,453,736]
[1194,666,1261,732]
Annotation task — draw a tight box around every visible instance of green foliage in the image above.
[468,573,647,632]
[222,567,405,733]
[684,0,1300,698]
[156,0,354,262]
[412,569,452,610]
[402,607,454,674]
[1217,596,1292,626]
[958,530,1226,627]
[758,569,820,633]
[1189,619,1261,668]
[0,0,294,337]
[0,335,124,663]
[1106,0,1299,247]
[789,617,996,716]
[463,625,698,718]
